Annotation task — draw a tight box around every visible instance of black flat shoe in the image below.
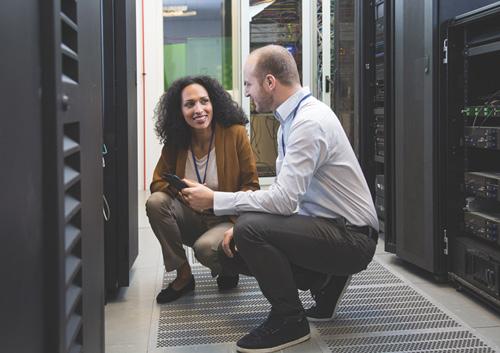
[156,275,195,304]
[305,275,351,321]
[217,274,239,290]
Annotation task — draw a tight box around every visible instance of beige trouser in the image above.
[145,191,232,275]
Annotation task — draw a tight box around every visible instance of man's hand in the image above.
[222,227,238,258]
[181,179,215,211]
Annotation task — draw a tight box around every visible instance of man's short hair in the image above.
[251,45,301,86]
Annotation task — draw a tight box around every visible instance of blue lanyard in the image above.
[191,128,215,184]
[281,93,312,156]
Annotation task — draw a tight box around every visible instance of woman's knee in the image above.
[192,238,218,268]
[145,192,173,218]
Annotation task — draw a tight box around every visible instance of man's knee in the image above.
[233,212,267,246]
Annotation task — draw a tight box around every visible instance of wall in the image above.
[136,0,164,190]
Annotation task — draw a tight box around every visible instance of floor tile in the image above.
[106,343,149,353]
[476,326,500,348]
[374,252,437,284]
[135,227,162,270]
[413,281,500,328]
[109,267,159,303]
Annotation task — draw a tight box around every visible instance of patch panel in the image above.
[464,211,500,245]
[461,105,500,118]
[464,126,500,149]
[465,172,500,202]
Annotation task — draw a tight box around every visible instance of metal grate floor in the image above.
[149,259,499,353]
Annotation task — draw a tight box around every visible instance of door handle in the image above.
[424,55,430,74]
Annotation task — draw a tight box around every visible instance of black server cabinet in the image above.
[385,0,498,276]
[1,0,105,352]
[0,2,45,352]
[445,2,500,309]
[42,0,106,351]
[102,0,138,299]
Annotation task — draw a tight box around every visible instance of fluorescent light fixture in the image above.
[164,5,188,12]
[163,5,197,17]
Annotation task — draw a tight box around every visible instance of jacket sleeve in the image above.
[150,145,176,194]
[236,126,260,192]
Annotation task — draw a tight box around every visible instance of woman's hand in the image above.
[181,179,214,211]
[222,227,237,258]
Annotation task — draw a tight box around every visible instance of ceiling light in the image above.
[163,5,197,17]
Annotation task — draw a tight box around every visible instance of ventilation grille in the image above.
[325,331,496,353]
[59,1,81,352]
[63,122,82,353]
[153,260,499,353]
[60,0,78,83]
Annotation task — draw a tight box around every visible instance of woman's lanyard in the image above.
[281,93,312,156]
[191,128,215,184]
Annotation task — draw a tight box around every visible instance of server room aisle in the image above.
[105,191,500,353]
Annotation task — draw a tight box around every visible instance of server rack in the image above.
[358,0,395,251]
[445,2,500,309]
[0,0,108,351]
[102,0,138,299]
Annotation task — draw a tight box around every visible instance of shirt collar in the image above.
[274,87,311,124]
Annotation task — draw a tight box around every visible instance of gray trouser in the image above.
[146,191,232,275]
[219,212,377,316]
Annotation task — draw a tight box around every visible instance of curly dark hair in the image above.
[155,75,248,149]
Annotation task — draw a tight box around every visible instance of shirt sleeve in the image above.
[213,118,328,216]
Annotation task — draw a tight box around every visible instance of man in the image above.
[182,44,378,353]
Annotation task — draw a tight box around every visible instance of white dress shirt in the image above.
[214,87,379,231]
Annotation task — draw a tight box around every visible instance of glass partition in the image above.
[331,0,355,144]
[163,0,232,90]
[249,0,303,177]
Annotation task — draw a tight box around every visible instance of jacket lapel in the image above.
[176,148,188,178]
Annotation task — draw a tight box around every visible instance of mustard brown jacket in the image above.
[150,123,260,198]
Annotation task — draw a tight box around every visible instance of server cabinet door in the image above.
[394,0,443,274]
[0,1,44,352]
[41,0,105,352]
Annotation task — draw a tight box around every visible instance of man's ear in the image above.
[265,74,276,90]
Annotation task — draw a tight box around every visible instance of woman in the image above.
[146,76,259,303]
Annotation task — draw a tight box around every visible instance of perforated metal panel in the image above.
[325,331,495,353]
[152,260,499,352]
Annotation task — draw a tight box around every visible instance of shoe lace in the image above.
[252,323,277,337]
[251,313,282,338]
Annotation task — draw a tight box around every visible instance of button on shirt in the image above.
[214,87,379,231]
